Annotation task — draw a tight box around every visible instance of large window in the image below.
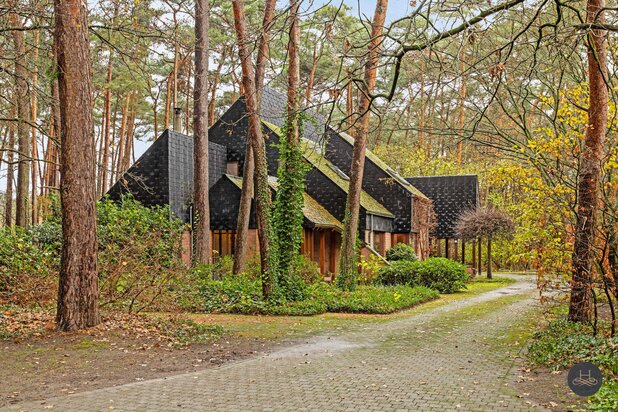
[212,230,236,257]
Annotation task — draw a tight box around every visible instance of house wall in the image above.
[209,177,257,230]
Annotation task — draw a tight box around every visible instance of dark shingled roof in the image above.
[405,175,479,239]
[260,87,327,144]
[107,129,227,223]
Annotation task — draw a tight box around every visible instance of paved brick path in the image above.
[4,276,544,412]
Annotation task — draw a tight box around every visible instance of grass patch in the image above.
[74,338,110,350]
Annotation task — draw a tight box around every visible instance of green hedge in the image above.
[375,257,467,294]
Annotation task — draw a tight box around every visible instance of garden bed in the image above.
[198,278,439,316]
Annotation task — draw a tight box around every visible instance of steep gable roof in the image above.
[261,120,393,219]
[405,175,479,239]
[260,87,427,201]
[107,129,227,223]
[226,174,343,230]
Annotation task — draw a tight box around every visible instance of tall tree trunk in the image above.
[457,47,466,164]
[231,0,275,298]
[569,0,608,322]
[11,7,32,228]
[338,0,388,289]
[31,29,40,224]
[232,0,276,275]
[487,237,492,279]
[50,75,61,189]
[54,0,100,331]
[208,48,226,125]
[164,74,172,130]
[115,94,130,175]
[100,51,114,195]
[417,56,425,150]
[305,41,322,107]
[477,237,482,275]
[193,0,211,264]
[273,0,303,278]
[346,70,354,132]
[4,106,15,226]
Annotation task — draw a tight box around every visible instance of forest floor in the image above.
[1,275,583,411]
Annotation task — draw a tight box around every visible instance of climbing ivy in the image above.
[336,228,360,291]
[271,111,312,301]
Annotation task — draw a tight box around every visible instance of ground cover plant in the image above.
[195,273,438,315]
[527,310,618,411]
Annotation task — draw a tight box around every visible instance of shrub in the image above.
[291,255,322,285]
[385,243,418,262]
[196,276,438,315]
[374,257,467,294]
[0,226,58,306]
[96,196,188,313]
[415,258,467,293]
[528,319,618,373]
[358,254,386,285]
[374,260,421,286]
[198,275,264,313]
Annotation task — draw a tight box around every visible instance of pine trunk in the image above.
[231,0,275,297]
[31,29,40,224]
[11,7,31,228]
[569,0,608,322]
[54,0,100,331]
[338,0,388,289]
[4,108,15,226]
[208,49,226,126]
[233,0,276,275]
[193,0,211,264]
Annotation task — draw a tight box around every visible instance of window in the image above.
[226,161,239,176]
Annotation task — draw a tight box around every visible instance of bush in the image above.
[374,257,467,294]
[0,226,58,306]
[96,196,188,312]
[415,258,468,294]
[385,243,418,262]
[313,283,438,314]
[374,260,421,286]
[198,275,264,313]
[528,319,618,373]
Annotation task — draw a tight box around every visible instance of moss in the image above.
[74,338,110,350]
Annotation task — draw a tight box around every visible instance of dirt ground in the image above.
[514,365,587,411]
[0,312,288,407]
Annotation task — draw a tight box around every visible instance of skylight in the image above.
[328,163,349,180]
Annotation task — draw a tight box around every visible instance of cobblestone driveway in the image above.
[4,276,544,412]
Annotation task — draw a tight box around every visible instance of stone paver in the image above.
[4,276,544,412]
